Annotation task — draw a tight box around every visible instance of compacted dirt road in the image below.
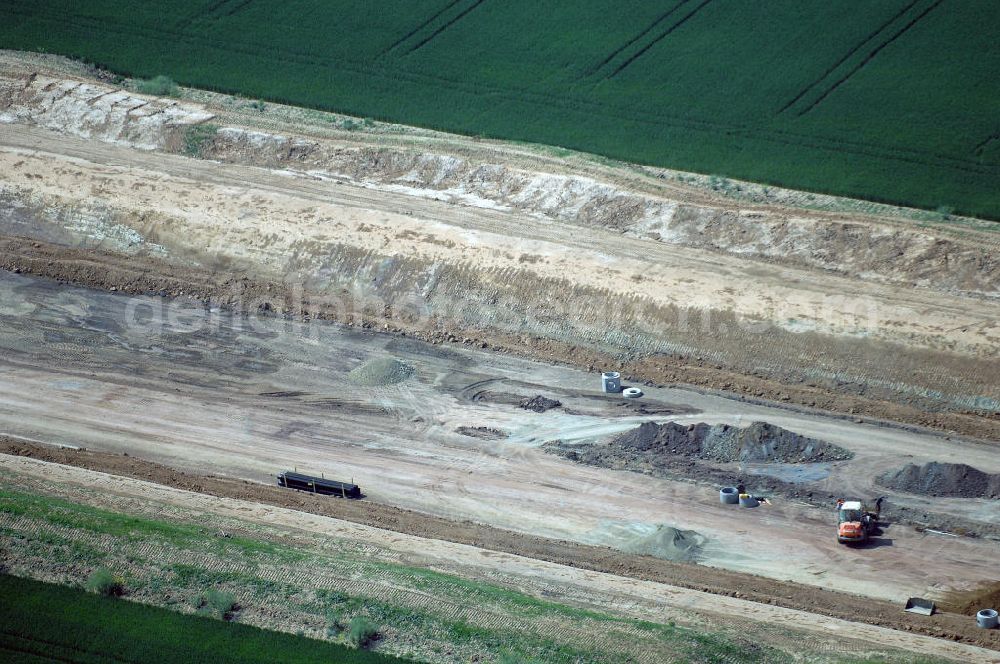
[0,272,995,607]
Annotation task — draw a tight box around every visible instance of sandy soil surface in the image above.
[0,53,998,660]
[2,453,998,662]
[1,62,999,440]
[0,272,995,607]
[2,125,999,435]
[2,126,997,359]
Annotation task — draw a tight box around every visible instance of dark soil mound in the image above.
[519,395,562,413]
[612,421,705,454]
[878,462,1000,498]
[611,420,851,464]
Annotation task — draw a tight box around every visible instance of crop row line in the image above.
[5,1,995,178]
[173,0,253,32]
[379,0,465,57]
[799,0,945,116]
[972,134,999,156]
[1,627,138,664]
[5,3,736,135]
[583,0,690,78]
[777,0,921,115]
[406,0,489,55]
[607,0,715,79]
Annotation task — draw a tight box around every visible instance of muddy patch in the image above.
[878,462,1000,499]
[745,463,834,484]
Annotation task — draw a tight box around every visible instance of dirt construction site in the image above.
[1,51,999,662]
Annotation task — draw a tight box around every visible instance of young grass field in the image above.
[1,1,997,218]
[0,574,406,664]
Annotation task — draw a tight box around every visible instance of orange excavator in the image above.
[836,497,883,544]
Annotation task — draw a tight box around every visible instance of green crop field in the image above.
[0,574,406,664]
[1,0,998,218]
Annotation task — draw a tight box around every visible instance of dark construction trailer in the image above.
[277,471,361,499]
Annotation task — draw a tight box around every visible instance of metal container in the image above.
[601,371,621,393]
[720,487,740,505]
[977,609,999,629]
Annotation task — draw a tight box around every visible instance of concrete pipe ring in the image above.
[739,494,759,508]
[720,487,739,504]
[601,371,622,393]
[622,387,643,399]
[977,609,999,629]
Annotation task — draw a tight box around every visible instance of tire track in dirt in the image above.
[799,0,945,116]
[606,0,715,79]
[777,0,921,114]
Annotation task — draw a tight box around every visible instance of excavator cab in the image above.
[837,500,873,544]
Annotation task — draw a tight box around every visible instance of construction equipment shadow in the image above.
[862,537,894,549]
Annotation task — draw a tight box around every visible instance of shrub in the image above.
[182,123,218,157]
[709,174,731,192]
[136,75,179,97]
[85,567,121,597]
[347,616,377,648]
[325,609,343,638]
[193,589,237,620]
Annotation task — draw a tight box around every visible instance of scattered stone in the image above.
[519,395,561,413]
[456,426,507,440]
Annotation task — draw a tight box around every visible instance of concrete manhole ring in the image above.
[622,387,643,398]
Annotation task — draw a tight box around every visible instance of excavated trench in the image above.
[201,127,1000,299]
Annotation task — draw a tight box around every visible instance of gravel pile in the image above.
[456,426,508,440]
[519,395,562,413]
[878,462,1000,498]
[611,421,851,464]
[347,357,415,386]
[620,525,706,562]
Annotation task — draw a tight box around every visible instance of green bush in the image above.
[936,205,955,221]
[193,589,237,620]
[347,616,378,649]
[136,75,179,97]
[85,567,121,597]
[325,609,343,639]
[182,123,218,157]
